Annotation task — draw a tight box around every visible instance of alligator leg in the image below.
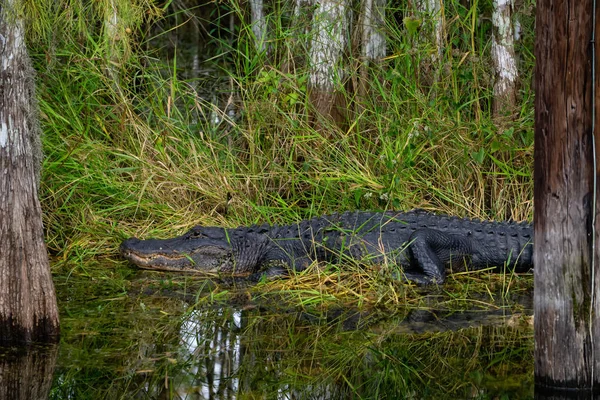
[398,228,473,285]
[247,265,290,282]
[247,253,315,282]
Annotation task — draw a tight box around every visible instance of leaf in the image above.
[503,127,515,138]
[284,92,299,106]
[154,136,164,153]
[490,140,502,153]
[403,17,422,35]
[471,148,486,164]
[354,189,363,207]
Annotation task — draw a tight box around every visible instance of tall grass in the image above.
[29,0,535,301]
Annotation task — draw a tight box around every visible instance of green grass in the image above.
[28,0,534,307]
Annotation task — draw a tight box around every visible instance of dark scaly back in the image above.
[407,210,532,271]
[454,216,533,271]
[332,210,533,270]
[259,209,534,271]
[221,209,533,273]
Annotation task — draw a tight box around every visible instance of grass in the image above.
[28,0,535,310]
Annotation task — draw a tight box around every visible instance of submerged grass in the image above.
[29,0,535,309]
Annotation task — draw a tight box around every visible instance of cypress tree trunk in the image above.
[360,0,386,63]
[249,0,267,53]
[491,0,518,117]
[104,0,124,96]
[416,0,444,64]
[307,0,349,128]
[0,1,60,343]
[534,0,597,390]
[357,0,386,102]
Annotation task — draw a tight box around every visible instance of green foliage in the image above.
[403,16,422,35]
[26,0,534,290]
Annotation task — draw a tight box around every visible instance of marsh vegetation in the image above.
[18,0,538,396]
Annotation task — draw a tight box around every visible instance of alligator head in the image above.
[120,226,270,274]
[120,226,238,273]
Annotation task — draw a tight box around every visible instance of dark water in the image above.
[33,269,534,399]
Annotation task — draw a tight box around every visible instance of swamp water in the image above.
[2,268,534,399]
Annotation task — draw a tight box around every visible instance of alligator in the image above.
[120,209,533,284]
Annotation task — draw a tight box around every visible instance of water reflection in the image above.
[167,298,533,399]
[176,307,359,399]
[0,344,58,400]
[52,274,535,399]
[178,308,243,398]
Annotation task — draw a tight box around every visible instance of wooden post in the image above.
[534,0,598,390]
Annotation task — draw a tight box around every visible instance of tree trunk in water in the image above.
[307,0,349,128]
[491,0,518,117]
[534,0,598,390]
[594,3,600,387]
[0,2,60,343]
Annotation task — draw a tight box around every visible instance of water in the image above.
[7,268,535,399]
[46,269,534,399]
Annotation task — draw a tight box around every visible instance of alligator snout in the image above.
[120,237,141,257]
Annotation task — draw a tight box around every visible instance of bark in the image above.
[249,0,267,53]
[0,345,58,399]
[413,0,444,95]
[103,0,127,97]
[307,0,349,127]
[534,0,598,390]
[0,1,60,343]
[416,0,444,64]
[491,0,518,116]
[105,0,120,71]
[357,0,386,102]
[594,0,600,387]
[360,0,386,63]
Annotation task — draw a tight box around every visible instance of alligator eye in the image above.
[189,231,205,239]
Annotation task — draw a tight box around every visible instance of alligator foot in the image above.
[392,270,442,285]
[247,266,290,283]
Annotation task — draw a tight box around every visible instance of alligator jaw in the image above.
[120,237,234,273]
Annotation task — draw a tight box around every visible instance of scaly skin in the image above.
[120,209,533,284]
